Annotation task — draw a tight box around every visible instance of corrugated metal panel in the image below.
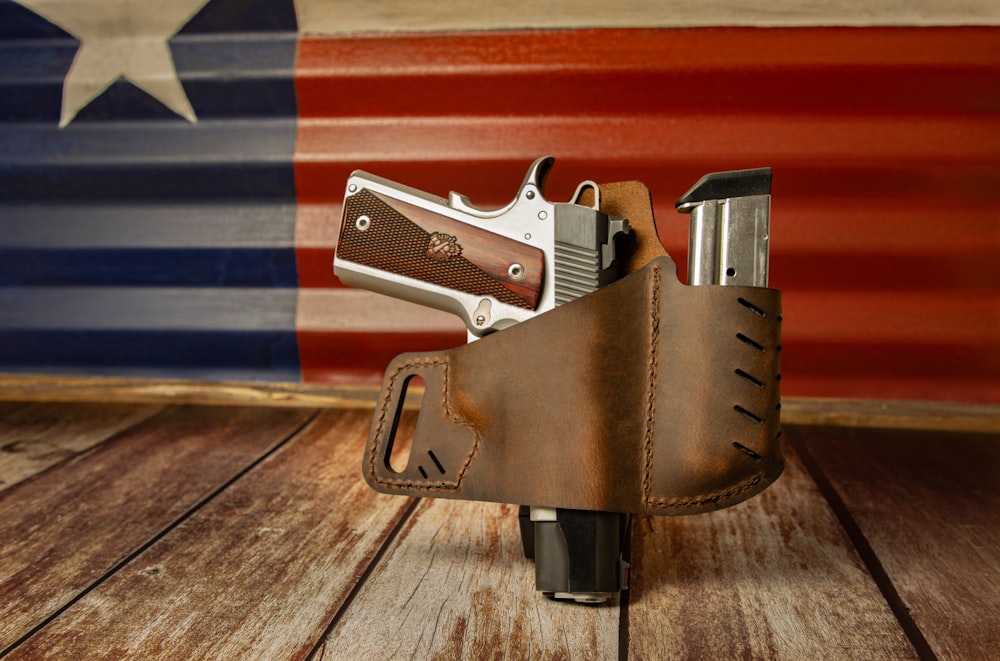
[0,0,302,381]
[294,27,1000,403]
[1,0,997,403]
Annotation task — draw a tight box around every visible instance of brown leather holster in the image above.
[363,183,783,516]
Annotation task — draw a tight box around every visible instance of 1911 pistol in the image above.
[335,156,632,601]
[335,156,629,336]
[334,156,780,603]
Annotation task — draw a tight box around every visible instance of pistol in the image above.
[334,156,629,336]
[334,157,775,603]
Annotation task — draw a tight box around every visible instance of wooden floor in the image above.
[0,402,997,659]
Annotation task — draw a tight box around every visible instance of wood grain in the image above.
[2,374,996,433]
[0,406,315,652]
[779,398,1000,434]
[317,498,620,660]
[0,402,163,491]
[7,409,416,659]
[626,444,917,660]
[294,0,1000,32]
[0,373,386,409]
[797,425,1000,661]
[2,401,994,658]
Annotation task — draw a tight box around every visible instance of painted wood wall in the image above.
[1,0,998,403]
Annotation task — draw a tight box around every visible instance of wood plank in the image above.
[627,442,916,660]
[294,0,1000,32]
[0,373,383,409]
[780,398,1000,434]
[0,401,163,492]
[798,426,1000,661]
[316,498,621,660]
[0,405,315,653]
[6,409,416,659]
[2,373,997,433]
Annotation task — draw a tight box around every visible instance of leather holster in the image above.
[363,183,783,516]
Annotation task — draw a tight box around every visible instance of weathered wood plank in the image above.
[0,402,163,492]
[0,405,315,653]
[798,425,1000,661]
[0,373,383,409]
[6,409,416,660]
[627,442,916,660]
[3,373,996,433]
[780,398,1000,434]
[295,0,1000,30]
[317,498,620,660]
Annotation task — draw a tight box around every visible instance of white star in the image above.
[14,0,211,127]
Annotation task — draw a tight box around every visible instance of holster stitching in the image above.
[641,264,662,508]
[640,270,776,512]
[367,355,481,493]
[647,474,767,510]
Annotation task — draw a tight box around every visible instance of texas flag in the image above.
[0,0,998,403]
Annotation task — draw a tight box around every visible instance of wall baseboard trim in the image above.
[0,373,995,434]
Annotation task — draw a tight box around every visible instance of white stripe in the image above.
[0,203,295,249]
[294,0,1000,33]
[297,289,465,333]
[295,203,341,249]
[0,287,297,331]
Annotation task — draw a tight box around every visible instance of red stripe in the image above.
[782,343,1000,403]
[293,116,999,206]
[295,247,342,289]
[296,27,1000,119]
[293,27,1000,403]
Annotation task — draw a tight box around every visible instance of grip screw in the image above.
[508,263,525,280]
[355,215,371,232]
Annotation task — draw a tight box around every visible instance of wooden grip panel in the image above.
[338,189,544,310]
